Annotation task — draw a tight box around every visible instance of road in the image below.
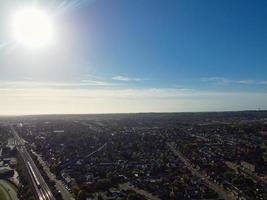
[31,150,75,200]
[86,143,107,158]
[10,125,55,200]
[167,142,235,200]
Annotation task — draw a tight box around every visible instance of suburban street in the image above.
[167,142,234,200]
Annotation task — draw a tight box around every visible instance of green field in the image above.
[0,180,18,200]
[0,183,11,200]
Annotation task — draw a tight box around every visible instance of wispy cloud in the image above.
[79,79,112,86]
[0,42,10,49]
[259,81,267,85]
[55,0,96,15]
[112,75,148,82]
[0,85,266,115]
[203,77,267,85]
[1,78,266,114]
[0,80,266,115]
[0,80,112,89]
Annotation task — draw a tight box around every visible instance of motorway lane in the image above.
[10,126,55,200]
[25,147,54,200]
[31,150,75,200]
[19,145,51,200]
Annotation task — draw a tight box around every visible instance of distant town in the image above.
[0,111,266,200]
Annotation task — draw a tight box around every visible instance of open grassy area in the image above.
[0,184,11,200]
[0,180,18,200]
[5,181,18,193]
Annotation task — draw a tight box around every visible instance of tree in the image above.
[77,190,87,200]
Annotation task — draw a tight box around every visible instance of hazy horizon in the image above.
[1,0,267,115]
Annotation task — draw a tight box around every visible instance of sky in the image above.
[0,0,267,115]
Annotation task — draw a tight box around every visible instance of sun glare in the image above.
[12,7,54,47]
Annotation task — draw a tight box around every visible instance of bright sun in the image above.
[12,7,54,47]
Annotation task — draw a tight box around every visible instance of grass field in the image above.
[0,183,11,200]
[0,180,18,200]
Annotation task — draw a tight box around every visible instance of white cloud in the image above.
[112,75,148,82]
[79,79,113,86]
[203,77,267,85]
[0,80,112,88]
[259,81,267,85]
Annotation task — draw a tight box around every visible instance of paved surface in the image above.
[10,125,55,200]
[0,179,18,200]
[32,150,75,200]
[167,142,235,200]
[86,143,107,158]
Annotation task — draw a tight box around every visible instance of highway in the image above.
[31,150,75,200]
[10,125,55,200]
[167,142,234,200]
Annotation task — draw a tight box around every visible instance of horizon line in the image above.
[0,109,266,117]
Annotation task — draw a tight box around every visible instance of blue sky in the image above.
[0,0,267,114]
